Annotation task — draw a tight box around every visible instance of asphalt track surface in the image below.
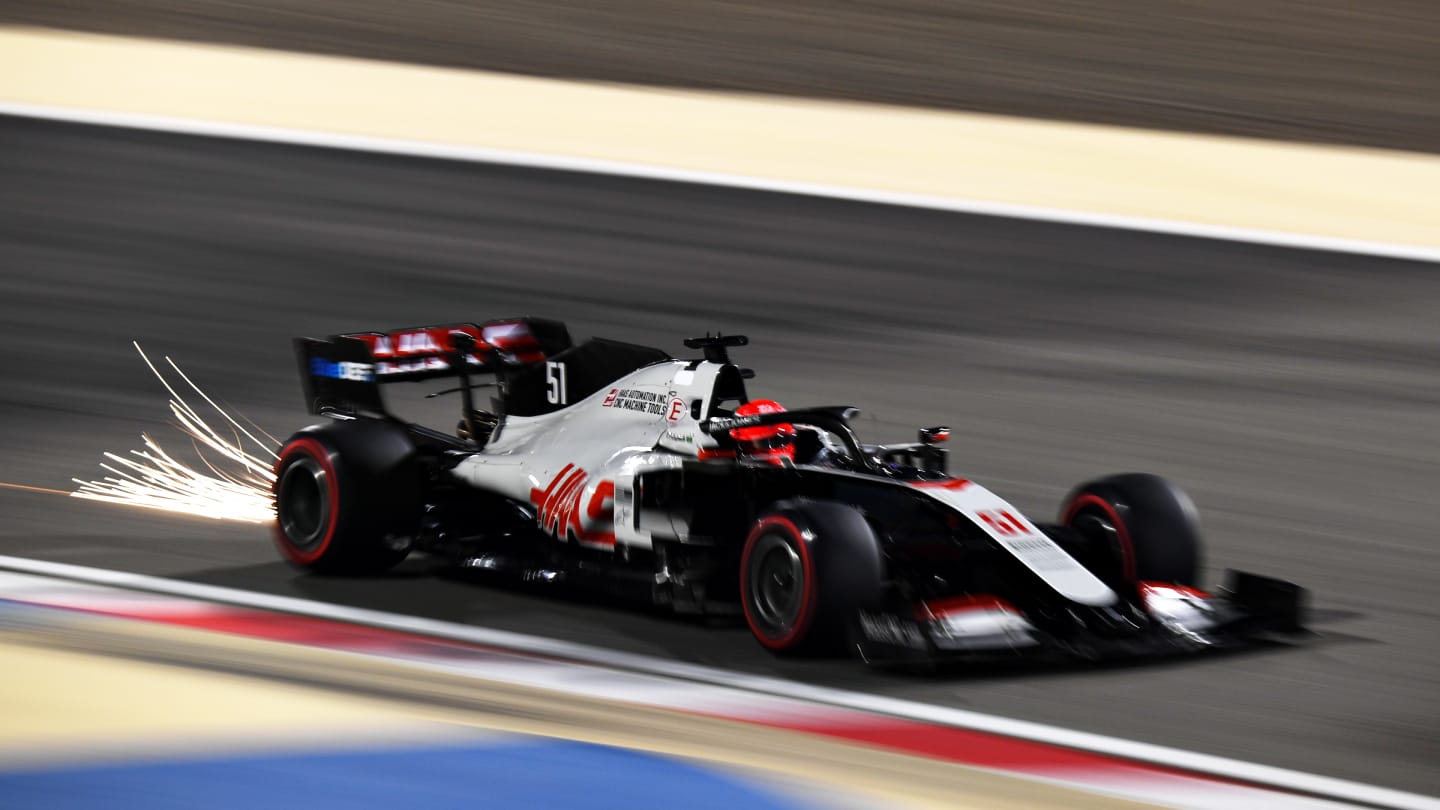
[2,116,1439,796]
[3,0,1437,152]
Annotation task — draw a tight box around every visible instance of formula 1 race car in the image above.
[273,318,1305,661]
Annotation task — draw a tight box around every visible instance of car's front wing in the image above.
[854,570,1307,664]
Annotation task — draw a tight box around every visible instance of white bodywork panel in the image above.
[907,480,1117,606]
[924,603,1042,652]
[451,359,722,551]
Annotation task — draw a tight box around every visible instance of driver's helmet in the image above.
[730,399,795,463]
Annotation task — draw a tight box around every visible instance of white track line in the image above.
[1,554,1434,810]
[2,101,1437,265]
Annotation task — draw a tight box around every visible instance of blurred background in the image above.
[3,0,1438,150]
[1,0,1438,803]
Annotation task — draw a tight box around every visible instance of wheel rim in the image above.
[746,532,804,634]
[278,456,330,551]
[1071,505,1132,582]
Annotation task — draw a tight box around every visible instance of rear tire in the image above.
[1060,473,1202,586]
[740,500,884,655]
[272,421,419,575]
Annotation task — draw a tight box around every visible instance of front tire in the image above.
[272,422,419,575]
[1060,473,1202,586]
[740,500,884,654]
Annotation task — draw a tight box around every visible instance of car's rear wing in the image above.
[295,317,571,417]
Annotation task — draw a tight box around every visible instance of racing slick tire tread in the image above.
[1060,473,1203,586]
[740,499,884,655]
[272,420,420,575]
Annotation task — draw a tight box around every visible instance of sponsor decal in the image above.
[613,486,634,529]
[703,414,760,434]
[346,323,547,373]
[970,509,1075,571]
[375,356,474,376]
[600,387,673,416]
[480,320,545,362]
[993,531,1077,572]
[359,326,483,358]
[975,509,1026,536]
[914,481,1109,602]
[385,331,439,356]
[528,465,616,547]
[666,398,687,422]
[309,358,375,383]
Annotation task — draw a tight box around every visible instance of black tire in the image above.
[272,420,420,575]
[739,499,884,655]
[1060,473,1203,586]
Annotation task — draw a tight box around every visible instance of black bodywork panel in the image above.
[504,338,672,417]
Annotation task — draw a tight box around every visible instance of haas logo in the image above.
[529,464,615,547]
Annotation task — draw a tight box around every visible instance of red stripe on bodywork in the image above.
[587,481,615,520]
[533,466,586,536]
[915,594,1019,621]
[529,463,576,511]
[1139,582,1210,600]
[909,478,972,490]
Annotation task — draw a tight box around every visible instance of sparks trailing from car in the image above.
[272,318,1305,661]
[72,343,278,523]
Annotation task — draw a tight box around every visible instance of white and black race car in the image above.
[274,318,1305,661]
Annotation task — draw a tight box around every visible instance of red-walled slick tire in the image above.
[740,500,883,655]
[1060,473,1203,587]
[273,438,341,567]
[272,422,418,575]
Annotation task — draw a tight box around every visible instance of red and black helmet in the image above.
[730,399,796,463]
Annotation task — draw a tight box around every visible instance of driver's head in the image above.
[730,399,795,463]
